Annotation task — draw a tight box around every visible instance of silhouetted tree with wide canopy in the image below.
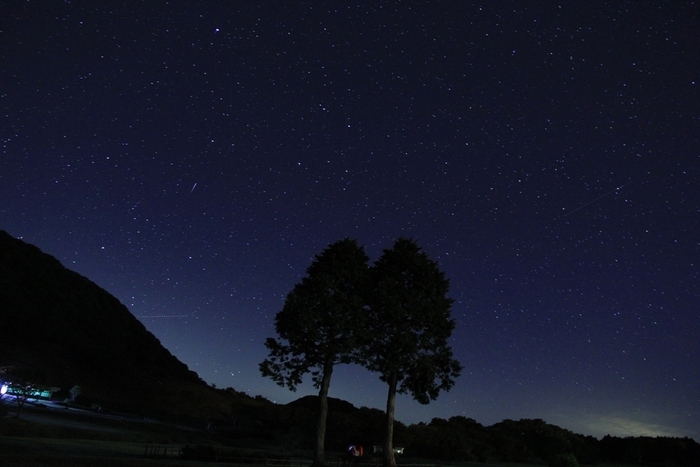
[364,238,462,467]
[260,238,370,467]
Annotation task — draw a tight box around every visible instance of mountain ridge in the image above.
[0,230,208,416]
[2,231,699,465]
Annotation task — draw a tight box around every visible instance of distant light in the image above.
[1,384,7,395]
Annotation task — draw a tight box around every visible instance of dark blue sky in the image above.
[2,1,698,439]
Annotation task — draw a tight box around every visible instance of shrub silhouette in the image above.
[549,453,579,467]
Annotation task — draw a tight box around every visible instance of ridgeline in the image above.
[1,230,698,466]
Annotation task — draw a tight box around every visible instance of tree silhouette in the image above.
[260,238,370,467]
[364,238,462,467]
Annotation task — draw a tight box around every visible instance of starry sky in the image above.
[2,1,699,440]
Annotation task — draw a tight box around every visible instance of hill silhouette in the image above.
[286,394,357,414]
[0,230,231,419]
[2,231,699,466]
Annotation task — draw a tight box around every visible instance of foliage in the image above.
[260,238,370,466]
[363,238,462,466]
[219,398,700,467]
[406,417,492,462]
[488,418,599,464]
[364,238,462,403]
[260,238,370,390]
[4,233,699,467]
[549,452,579,467]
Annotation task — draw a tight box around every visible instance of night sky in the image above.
[2,1,698,440]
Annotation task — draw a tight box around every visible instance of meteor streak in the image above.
[562,181,632,218]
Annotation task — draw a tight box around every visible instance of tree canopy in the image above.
[260,238,370,466]
[260,237,461,467]
[365,238,462,402]
[364,237,462,467]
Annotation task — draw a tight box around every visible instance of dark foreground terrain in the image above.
[0,403,240,467]
[3,233,699,467]
[2,405,695,467]
[1,437,180,467]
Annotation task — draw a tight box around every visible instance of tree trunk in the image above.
[383,371,398,467]
[314,358,334,467]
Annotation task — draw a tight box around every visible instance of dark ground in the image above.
[0,402,220,466]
